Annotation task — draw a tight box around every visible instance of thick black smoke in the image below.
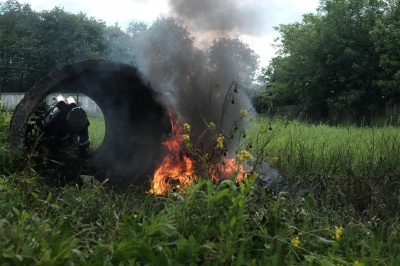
[128,1,260,156]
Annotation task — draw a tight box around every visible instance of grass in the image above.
[87,115,105,151]
[1,111,400,265]
[248,117,400,218]
[249,118,400,177]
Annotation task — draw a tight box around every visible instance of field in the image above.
[87,115,106,151]
[1,110,400,265]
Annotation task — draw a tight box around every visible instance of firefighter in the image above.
[39,95,90,157]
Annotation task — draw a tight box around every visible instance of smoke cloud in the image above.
[168,0,268,36]
[127,0,261,156]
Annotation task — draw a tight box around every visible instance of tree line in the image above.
[256,0,400,122]
[0,0,259,94]
[7,0,392,123]
[0,0,107,92]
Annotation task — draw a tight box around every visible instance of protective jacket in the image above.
[41,95,90,155]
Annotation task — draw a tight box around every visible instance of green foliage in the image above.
[103,25,134,65]
[2,1,400,262]
[249,117,400,218]
[0,0,111,92]
[0,111,22,174]
[0,1,259,98]
[0,0,45,91]
[251,117,400,177]
[208,37,260,88]
[260,0,400,122]
[1,167,400,265]
[38,7,107,69]
[371,0,400,104]
[0,111,11,172]
[0,110,10,142]
[2,115,400,264]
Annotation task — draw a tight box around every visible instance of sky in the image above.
[1,0,321,67]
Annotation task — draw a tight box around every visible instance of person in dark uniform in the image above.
[40,95,90,157]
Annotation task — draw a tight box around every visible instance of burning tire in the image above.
[10,59,171,187]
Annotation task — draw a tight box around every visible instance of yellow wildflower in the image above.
[240,109,248,117]
[183,123,191,132]
[209,122,216,130]
[183,134,190,142]
[183,134,192,148]
[353,260,364,266]
[291,236,301,247]
[237,149,252,162]
[216,134,224,149]
[333,226,343,240]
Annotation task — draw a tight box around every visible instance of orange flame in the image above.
[221,158,246,182]
[150,109,194,194]
[150,108,247,195]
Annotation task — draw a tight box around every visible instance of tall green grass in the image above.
[249,118,400,177]
[1,112,400,265]
[248,117,400,218]
[1,171,400,265]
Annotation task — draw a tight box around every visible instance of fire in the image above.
[221,158,246,182]
[150,108,247,195]
[150,109,195,194]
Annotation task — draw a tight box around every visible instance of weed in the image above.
[2,107,400,264]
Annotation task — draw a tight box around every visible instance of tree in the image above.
[207,37,259,89]
[0,0,45,92]
[264,0,387,122]
[103,25,133,65]
[132,17,196,76]
[126,21,148,38]
[0,1,108,92]
[371,0,400,105]
[38,7,107,69]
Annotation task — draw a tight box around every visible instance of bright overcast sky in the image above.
[1,0,320,67]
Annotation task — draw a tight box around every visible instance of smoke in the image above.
[128,1,260,156]
[168,0,268,36]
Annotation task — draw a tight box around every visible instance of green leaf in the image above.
[2,248,15,258]
[188,234,196,245]
[15,254,23,261]
[71,249,86,262]
[31,192,38,199]
[229,216,237,228]
[317,236,336,245]
[21,243,34,258]
[47,192,52,201]
[12,207,20,216]
[304,254,317,262]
